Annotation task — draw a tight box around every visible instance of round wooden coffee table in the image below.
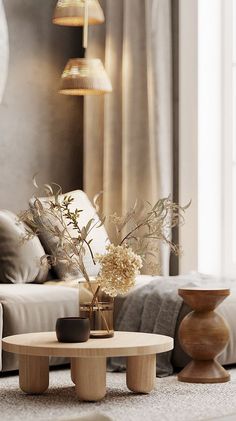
[178,288,230,383]
[2,331,173,401]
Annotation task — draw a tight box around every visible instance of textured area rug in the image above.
[1,368,236,421]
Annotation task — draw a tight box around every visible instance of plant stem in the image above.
[87,284,110,334]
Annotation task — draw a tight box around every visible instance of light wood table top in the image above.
[2,331,173,358]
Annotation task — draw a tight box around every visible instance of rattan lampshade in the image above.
[53,0,105,26]
[59,58,112,95]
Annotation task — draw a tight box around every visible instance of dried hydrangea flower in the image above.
[95,244,143,297]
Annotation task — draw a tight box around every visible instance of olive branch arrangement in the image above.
[20,181,189,331]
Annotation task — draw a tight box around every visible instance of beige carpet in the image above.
[1,368,236,421]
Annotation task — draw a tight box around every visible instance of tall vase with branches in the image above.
[20,181,189,338]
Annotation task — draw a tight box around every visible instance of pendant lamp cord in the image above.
[83,0,89,49]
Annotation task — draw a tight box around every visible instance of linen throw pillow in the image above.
[29,190,109,280]
[0,210,48,284]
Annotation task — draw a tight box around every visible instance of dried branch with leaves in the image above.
[20,181,190,299]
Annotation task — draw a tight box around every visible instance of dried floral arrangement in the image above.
[20,181,189,299]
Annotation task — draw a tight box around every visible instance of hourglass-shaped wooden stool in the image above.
[178,288,230,383]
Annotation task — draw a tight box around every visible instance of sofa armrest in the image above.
[0,283,80,372]
[0,302,3,371]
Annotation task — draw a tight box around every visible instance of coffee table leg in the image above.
[19,355,49,394]
[70,358,76,384]
[73,357,106,401]
[126,354,156,393]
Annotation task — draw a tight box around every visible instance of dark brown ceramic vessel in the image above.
[56,317,90,343]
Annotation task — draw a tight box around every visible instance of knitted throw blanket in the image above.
[109,277,197,377]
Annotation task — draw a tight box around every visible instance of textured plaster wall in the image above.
[0,0,84,212]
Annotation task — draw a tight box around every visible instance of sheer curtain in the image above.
[0,0,9,103]
[84,0,176,274]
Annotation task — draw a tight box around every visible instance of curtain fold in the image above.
[84,0,175,274]
[0,0,9,103]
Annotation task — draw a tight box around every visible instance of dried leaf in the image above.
[86,218,95,233]
[182,199,192,211]
[44,184,53,196]
[93,191,103,213]
[34,198,44,213]
[32,173,39,189]
[81,227,87,240]
[96,216,106,228]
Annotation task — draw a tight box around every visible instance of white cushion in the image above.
[30,190,109,279]
[0,210,48,284]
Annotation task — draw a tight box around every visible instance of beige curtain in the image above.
[0,0,9,103]
[84,0,174,274]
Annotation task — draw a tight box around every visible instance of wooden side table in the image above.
[178,288,230,383]
[2,331,173,401]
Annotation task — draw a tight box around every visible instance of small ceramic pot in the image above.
[56,317,90,343]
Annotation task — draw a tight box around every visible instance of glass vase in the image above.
[79,280,114,338]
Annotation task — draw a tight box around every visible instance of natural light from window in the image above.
[233,0,236,263]
[198,0,236,277]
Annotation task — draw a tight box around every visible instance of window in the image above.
[179,0,236,276]
[198,0,222,276]
[222,0,236,276]
[232,1,236,261]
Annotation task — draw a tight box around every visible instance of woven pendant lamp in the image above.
[59,58,112,95]
[53,0,104,26]
[57,0,112,96]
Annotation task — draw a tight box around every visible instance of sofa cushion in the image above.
[30,190,109,280]
[0,210,48,284]
[0,283,78,371]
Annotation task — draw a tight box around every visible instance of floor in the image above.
[1,367,236,421]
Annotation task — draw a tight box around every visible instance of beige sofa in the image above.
[0,283,78,371]
[1,274,236,373]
